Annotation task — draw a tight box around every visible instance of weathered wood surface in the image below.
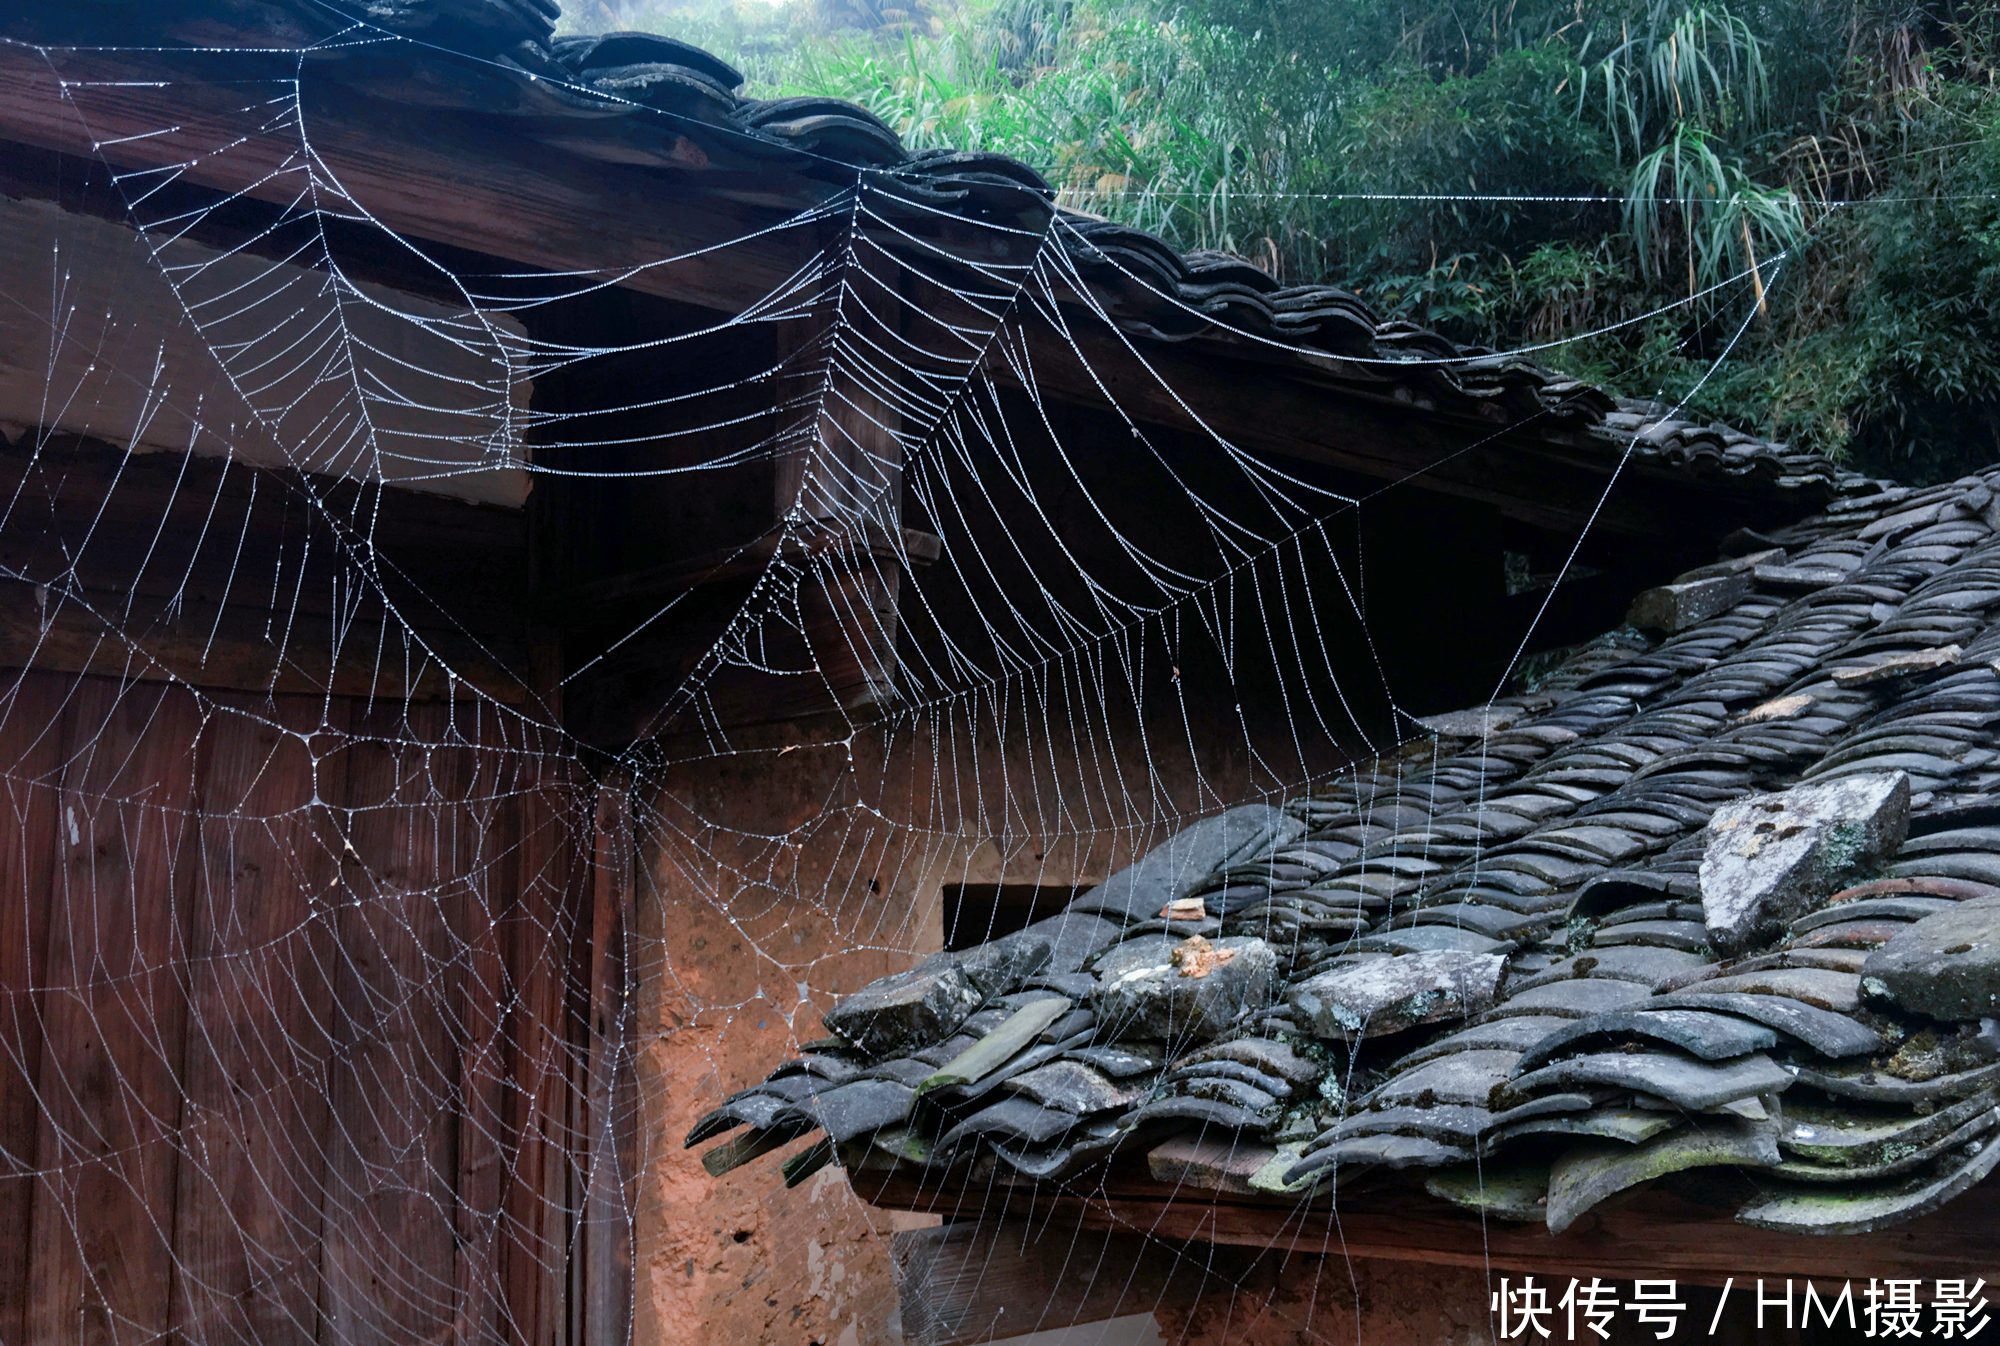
[0,434,536,703]
[168,694,348,1346]
[30,680,202,1346]
[0,43,824,323]
[0,41,1808,548]
[0,191,531,508]
[577,780,635,1346]
[893,1219,1266,1346]
[0,674,69,1346]
[501,742,576,1346]
[318,702,472,1346]
[0,669,599,1346]
[860,1164,2000,1285]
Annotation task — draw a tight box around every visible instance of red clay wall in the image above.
[631,706,1296,1346]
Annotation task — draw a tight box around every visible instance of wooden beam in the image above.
[29,680,202,1346]
[0,191,531,508]
[892,1219,1268,1346]
[169,694,348,1346]
[0,44,1799,543]
[578,776,634,1346]
[0,672,66,1346]
[857,1166,2000,1285]
[499,732,580,1346]
[0,433,538,702]
[0,43,823,321]
[1003,326,1813,541]
[558,522,941,610]
[316,703,467,1346]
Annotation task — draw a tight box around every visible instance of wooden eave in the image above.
[0,36,1820,548]
[856,1153,2000,1284]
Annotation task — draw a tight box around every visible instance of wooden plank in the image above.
[859,1168,2000,1285]
[0,41,1823,549]
[578,779,632,1346]
[315,702,466,1346]
[0,672,74,1345]
[559,523,941,611]
[0,45,821,325]
[450,703,512,1346]
[498,735,576,1346]
[892,1219,1264,1345]
[0,435,535,703]
[166,693,350,1345]
[0,578,525,705]
[999,326,1813,542]
[28,678,203,1346]
[0,191,531,508]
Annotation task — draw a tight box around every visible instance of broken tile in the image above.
[1778,1093,2000,1179]
[1351,926,1510,955]
[1650,990,1881,1057]
[1736,1133,2000,1234]
[823,959,986,1056]
[1792,896,1957,932]
[1391,1016,1577,1072]
[1069,805,1306,922]
[939,1097,1081,1149]
[1175,1075,1282,1111]
[1146,1133,1279,1195]
[1418,704,1528,739]
[1546,1119,1778,1233]
[1365,1049,1521,1109]
[1700,772,1912,957]
[1683,967,1863,1013]
[1288,950,1506,1039]
[1126,1093,1277,1133]
[1514,1009,1779,1073]
[1333,1104,1493,1145]
[1508,1051,1794,1111]
[1790,1059,2000,1105]
[1002,1060,1143,1114]
[1511,945,1711,991]
[1590,919,1711,951]
[1741,694,1816,723]
[1174,1036,1320,1086]
[1483,978,1654,1019]
[1285,1133,1470,1184]
[1785,918,1909,951]
[1095,935,1279,1042]
[700,1122,816,1178]
[1424,1161,1551,1221]
[1171,1059,1292,1097]
[1062,1044,1162,1077]
[1864,899,2000,1019]
[1493,1107,1682,1147]
[685,1091,798,1146]
[1831,645,1964,686]
[782,1078,917,1143]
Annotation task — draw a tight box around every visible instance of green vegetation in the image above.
[567,0,2000,482]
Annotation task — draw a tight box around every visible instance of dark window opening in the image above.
[942,882,1093,950]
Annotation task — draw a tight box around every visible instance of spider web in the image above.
[0,15,1780,1346]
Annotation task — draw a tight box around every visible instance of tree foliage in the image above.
[566,0,2000,483]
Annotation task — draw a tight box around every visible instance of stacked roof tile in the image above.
[703,471,2000,1235]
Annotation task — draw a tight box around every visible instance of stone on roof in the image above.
[709,467,2000,1239]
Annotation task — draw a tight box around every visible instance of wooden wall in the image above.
[0,670,629,1346]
